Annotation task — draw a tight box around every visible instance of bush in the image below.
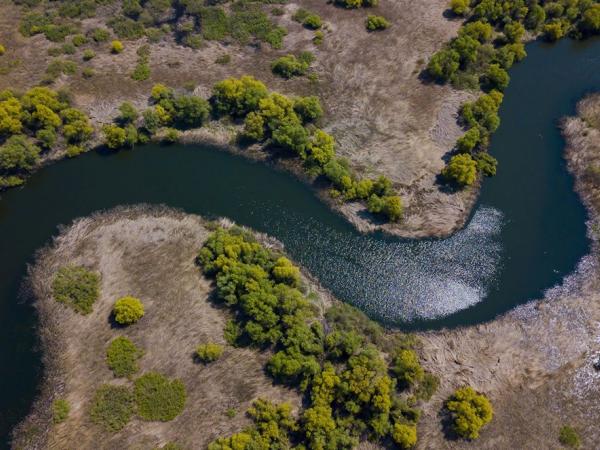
[0,135,41,173]
[427,49,460,81]
[450,0,469,16]
[456,127,480,153]
[111,40,124,54]
[392,422,417,449]
[82,49,95,61]
[113,296,145,325]
[163,127,180,143]
[483,64,509,91]
[196,343,224,363]
[0,44,5,56]
[107,337,143,377]
[131,63,151,81]
[82,67,94,78]
[71,34,87,47]
[415,372,440,401]
[172,95,211,127]
[581,4,600,34]
[442,154,478,186]
[118,102,138,124]
[475,152,497,176]
[242,111,265,141]
[303,14,322,30]
[212,76,268,117]
[365,15,390,31]
[559,425,580,448]
[294,96,323,123]
[134,372,187,421]
[271,54,311,79]
[392,349,424,389]
[446,387,493,439]
[52,265,100,314]
[90,384,135,431]
[108,16,145,39]
[52,398,70,424]
[102,124,127,149]
[91,27,110,42]
[313,30,324,45]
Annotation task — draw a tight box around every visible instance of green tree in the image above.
[392,422,417,449]
[113,296,145,325]
[483,63,510,91]
[172,95,211,127]
[427,49,460,81]
[212,76,268,117]
[581,4,600,34]
[0,135,40,173]
[243,111,265,141]
[102,124,127,149]
[391,349,424,389]
[442,154,478,186]
[118,102,138,123]
[293,96,323,123]
[475,152,497,176]
[271,256,301,287]
[503,22,525,43]
[446,386,493,440]
[456,127,480,153]
[450,0,469,16]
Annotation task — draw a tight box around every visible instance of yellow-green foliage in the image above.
[446,386,493,440]
[271,256,301,287]
[559,425,581,449]
[442,154,478,186]
[392,349,425,388]
[134,372,186,421]
[113,296,145,325]
[52,398,70,424]
[392,422,417,449]
[365,15,391,31]
[52,265,100,315]
[196,343,224,363]
[0,44,5,55]
[107,336,143,377]
[111,40,124,53]
[90,384,135,431]
[450,0,469,16]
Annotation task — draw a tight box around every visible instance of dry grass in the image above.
[13,206,306,450]
[0,0,474,238]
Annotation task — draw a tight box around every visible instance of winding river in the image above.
[0,37,599,445]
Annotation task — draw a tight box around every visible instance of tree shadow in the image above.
[439,406,461,441]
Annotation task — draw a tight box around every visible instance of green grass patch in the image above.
[134,372,186,421]
[52,265,100,314]
[90,384,135,431]
[107,336,143,377]
[52,398,70,424]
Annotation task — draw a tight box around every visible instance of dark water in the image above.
[0,37,599,446]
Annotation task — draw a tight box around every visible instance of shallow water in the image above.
[0,37,598,445]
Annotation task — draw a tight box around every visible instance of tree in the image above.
[446,386,493,440]
[102,124,127,149]
[391,349,424,389]
[459,21,493,43]
[293,96,323,123]
[151,83,173,102]
[503,22,525,43]
[427,49,460,81]
[456,127,480,153]
[392,422,417,449]
[271,54,310,79]
[61,108,93,143]
[196,343,224,363]
[271,122,309,155]
[483,64,509,91]
[442,154,477,186]
[118,102,138,123]
[0,97,23,136]
[450,0,469,16]
[243,112,265,141]
[212,76,268,117]
[475,152,497,176]
[272,256,301,287]
[581,4,600,34]
[0,135,40,173]
[305,129,335,167]
[113,296,145,325]
[172,95,211,127]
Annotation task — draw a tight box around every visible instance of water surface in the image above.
[0,37,598,446]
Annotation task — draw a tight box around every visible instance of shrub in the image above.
[61,43,76,55]
[427,49,460,81]
[456,127,480,153]
[52,265,100,314]
[212,76,268,117]
[446,386,493,440]
[442,154,478,186]
[0,135,41,173]
[134,372,187,421]
[82,67,94,78]
[118,102,138,124]
[303,14,322,30]
[392,349,424,389]
[475,152,497,176]
[415,372,440,401]
[71,34,87,47]
[102,124,127,149]
[162,127,180,143]
[66,145,85,157]
[91,27,110,42]
[367,194,403,221]
[52,398,70,424]
[313,30,324,45]
[196,343,224,363]
[82,49,95,61]
[132,63,150,81]
[243,112,265,141]
[111,40,124,54]
[392,422,417,449]
[107,337,143,377]
[365,15,390,31]
[294,96,323,123]
[215,54,231,64]
[108,16,145,39]
[483,64,509,91]
[113,296,145,325]
[172,95,211,127]
[581,4,600,34]
[0,44,5,56]
[450,0,469,16]
[559,425,580,448]
[271,54,311,79]
[90,384,135,431]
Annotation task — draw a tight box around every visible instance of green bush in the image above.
[581,5,600,34]
[366,15,390,31]
[415,372,440,401]
[107,336,143,377]
[102,124,127,149]
[113,296,145,325]
[450,0,469,16]
[131,62,151,81]
[134,372,187,421]
[559,425,580,448]
[392,422,417,449]
[111,40,124,54]
[442,154,478,186]
[392,349,424,389]
[52,265,100,314]
[271,54,312,79]
[71,34,87,47]
[196,343,224,363]
[108,16,145,39]
[82,67,94,78]
[82,49,95,61]
[294,96,323,123]
[90,384,135,431]
[0,135,41,173]
[52,398,70,424]
[475,152,497,176]
[118,102,138,124]
[313,30,324,45]
[446,387,493,440]
[90,27,110,42]
[303,14,322,30]
[427,49,460,81]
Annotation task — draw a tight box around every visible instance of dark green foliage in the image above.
[172,95,211,127]
[108,16,146,39]
[271,53,313,78]
[134,372,187,421]
[415,372,440,401]
[52,398,70,424]
[475,152,498,176]
[0,135,40,173]
[365,15,390,31]
[90,27,111,42]
[427,49,460,81]
[131,62,151,81]
[90,384,135,431]
[482,64,509,91]
[294,96,323,123]
[106,336,143,377]
[559,425,581,448]
[52,265,100,314]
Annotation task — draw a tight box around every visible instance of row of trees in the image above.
[199,226,438,449]
[0,87,93,189]
[432,0,600,187]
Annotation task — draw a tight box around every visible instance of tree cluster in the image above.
[200,226,436,449]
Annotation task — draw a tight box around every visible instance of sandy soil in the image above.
[0,0,474,238]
